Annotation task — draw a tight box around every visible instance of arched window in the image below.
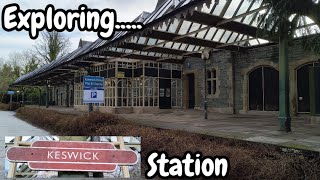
[297,62,320,113]
[249,66,279,111]
[207,69,217,95]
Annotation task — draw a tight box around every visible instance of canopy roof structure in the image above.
[12,0,319,86]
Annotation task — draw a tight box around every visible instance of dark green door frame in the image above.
[309,66,320,116]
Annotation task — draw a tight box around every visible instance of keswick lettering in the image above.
[47,151,99,160]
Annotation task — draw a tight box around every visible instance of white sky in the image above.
[0,0,158,61]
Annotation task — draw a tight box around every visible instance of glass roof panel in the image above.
[201,1,215,13]
[248,39,259,46]
[235,0,251,16]
[178,21,192,35]
[188,23,201,33]
[158,22,168,31]
[148,52,155,56]
[227,32,239,43]
[242,14,255,25]
[179,43,187,50]
[186,45,195,51]
[213,29,225,41]
[196,27,208,39]
[164,42,173,48]
[172,43,181,49]
[249,0,263,11]
[258,39,269,44]
[204,27,217,40]
[220,31,232,43]
[146,38,157,45]
[224,0,242,19]
[168,19,180,33]
[137,37,146,44]
[212,0,227,16]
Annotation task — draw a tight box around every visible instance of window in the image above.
[207,69,217,95]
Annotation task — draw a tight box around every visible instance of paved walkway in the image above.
[33,106,320,152]
[0,111,49,177]
[120,109,320,152]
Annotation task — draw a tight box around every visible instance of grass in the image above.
[16,107,320,179]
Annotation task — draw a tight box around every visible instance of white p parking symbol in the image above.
[91,92,97,98]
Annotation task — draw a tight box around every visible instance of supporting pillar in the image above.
[66,83,70,108]
[39,88,41,107]
[46,82,49,108]
[278,32,291,132]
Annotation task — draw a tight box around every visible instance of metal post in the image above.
[39,88,41,107]
[202,50,210,120]
[22,89,24,106]
[66,83,70,108]
[91,136,104,177]
[9,94,12,111]
[204,60,208,119]
[46,82,49,108]
[58,136,89,178]
[278,32,291,132]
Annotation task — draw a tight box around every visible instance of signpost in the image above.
[83,76,104,113]
[6,141,138,173]
[83,76,105,104]
[28,141,117,172]
[7,147,138,164]
[7,91,15,111]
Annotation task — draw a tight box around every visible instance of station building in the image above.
[12,0,320,129]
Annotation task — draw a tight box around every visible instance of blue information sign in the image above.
[7,91,15,95]
[83,76,105,104]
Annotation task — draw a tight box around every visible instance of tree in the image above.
[8,51,40,75]
[251,0,320,131]
[34,31,71,64]
[255,0,320,52]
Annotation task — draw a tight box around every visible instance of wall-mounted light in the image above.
[187,62,191,69]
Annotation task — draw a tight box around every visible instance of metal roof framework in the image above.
[12,0,319,86]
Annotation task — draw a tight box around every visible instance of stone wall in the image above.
[184,42,320,115]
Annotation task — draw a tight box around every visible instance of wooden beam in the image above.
[184,11,258,37]
[145,30,244,52]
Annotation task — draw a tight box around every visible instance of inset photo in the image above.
[4,136,141,178]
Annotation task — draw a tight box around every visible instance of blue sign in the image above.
[7,91,15,95]
[83,76,105,103]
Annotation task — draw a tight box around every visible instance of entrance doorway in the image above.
[187,74,195,109]
[159,79,171,109]
[249,66,279,111]
[297,62,320,113]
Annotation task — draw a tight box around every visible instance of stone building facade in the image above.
[183,41,320,117]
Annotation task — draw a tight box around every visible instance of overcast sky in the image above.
[0,0,158,61]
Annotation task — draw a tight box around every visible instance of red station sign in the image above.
[32,141,115,149]
[6,141,138,172]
